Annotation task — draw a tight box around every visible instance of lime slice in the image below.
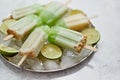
[81,28,100,45]
[0,44,18,57]
[41,43,62,59]
[69,10,86,16]
[0,19,16,34]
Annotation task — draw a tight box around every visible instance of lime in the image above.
[0,44,18,57]
[81,28,100,45]
[41,43,62,59]
[0,19,16,34]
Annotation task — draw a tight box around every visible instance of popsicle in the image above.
[4,14,42,40]
[40,1,69,26]
[56,13,90,31]
[48,26,97,53]
[17,25,50,66]
[11,4,44,19]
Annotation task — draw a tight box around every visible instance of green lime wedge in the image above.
[41,43,62,59]
[0,44,18,57]
[81,28,100,45]
[0,19,16,34]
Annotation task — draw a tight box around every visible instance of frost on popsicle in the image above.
[19,25,50,58]
[7,14,42,40]
[11,4,44,19]
[40,1,68,26]
[48,26,87,52]
[16,25,51,67]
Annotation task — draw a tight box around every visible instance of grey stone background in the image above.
[0,0,120,80]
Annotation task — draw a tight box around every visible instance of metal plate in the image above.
[0,7,98,73]
[0,47,96,73]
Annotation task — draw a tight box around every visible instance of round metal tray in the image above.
[0,9,98,72]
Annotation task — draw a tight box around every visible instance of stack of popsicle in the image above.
[13,1,69,66]
[3,0,97,67]
[4,1,70,41]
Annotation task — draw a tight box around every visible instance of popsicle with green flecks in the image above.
[40,1,69,26]
[11,4,44,19]
[4,14,42,41]
[48,26,97,53]
[17,25,50,66]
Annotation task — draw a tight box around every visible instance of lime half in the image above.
[0,44,18,57]
[81,28,100,45]
[0,19,16,34]
[41,43,62,59]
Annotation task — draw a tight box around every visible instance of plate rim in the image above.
[0,45,96,72]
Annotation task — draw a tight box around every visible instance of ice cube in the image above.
[79,48,91,57]
[24,57,44,70]
[60,56,76,68]
[8,54,22,64]
[43,60,60,70]
[63,49,76,57]
[14,40,23,47]
[63,49,83,63]
[71,48,92,63]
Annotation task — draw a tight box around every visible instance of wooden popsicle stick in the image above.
[17,54,28,67]
[84,45,97,52]
[3,35,14,41]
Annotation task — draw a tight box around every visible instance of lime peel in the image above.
[0,44,18,57]
[81,28,100,45]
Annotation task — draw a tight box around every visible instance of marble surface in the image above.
[0,0,120,80]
